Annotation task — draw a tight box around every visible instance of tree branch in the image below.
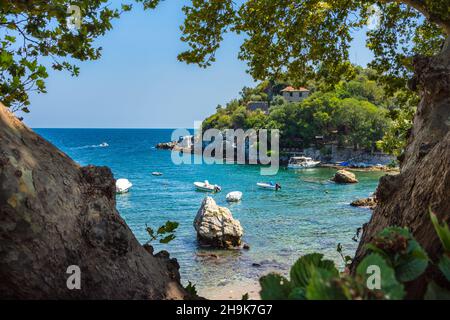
[382,0,450,35]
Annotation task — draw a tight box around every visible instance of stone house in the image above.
[280,86,310,102]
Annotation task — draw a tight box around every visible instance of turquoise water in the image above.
[35,128,382,289]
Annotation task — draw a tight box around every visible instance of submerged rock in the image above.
[350,197,377,209]
[194,197,243,249]
[0,103,188,299]
[331,169,359,184]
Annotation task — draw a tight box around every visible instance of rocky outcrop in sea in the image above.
[194,197,243,249]
[331,169,359,183]
[350,197,377,209]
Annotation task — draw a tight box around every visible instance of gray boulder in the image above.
[194,197,243,249]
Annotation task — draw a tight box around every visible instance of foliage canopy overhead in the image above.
[175,0,448,93]
[1,0,449,112]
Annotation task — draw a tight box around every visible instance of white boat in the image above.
[226,191,242,202]
[151,172,163,176]
[99,142,109,148]
[116,178,133,194]
[257,182,281,191]
[287,156,320,169]
[194,180,221,193]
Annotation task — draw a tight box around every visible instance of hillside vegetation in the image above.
[203,68,416,154]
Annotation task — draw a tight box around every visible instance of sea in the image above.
[35,128,383,294]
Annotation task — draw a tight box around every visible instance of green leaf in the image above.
[430,210,450,252]
[287,287,306,300]
[357,253,405,300]
[290,253,339,289]
[259,273,291,300]
[157,225,166,235]
[159,234,176,244]
[305,268,347,300]
[438,254,450,282]
[164,221,179,232]
[395,238,429,282]
[365,243,388,256]
[424,281,450,300]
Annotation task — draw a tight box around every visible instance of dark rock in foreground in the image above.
[0,103,187,299]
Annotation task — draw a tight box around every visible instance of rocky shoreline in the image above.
[350,197,377,210]
[156,139,399,172]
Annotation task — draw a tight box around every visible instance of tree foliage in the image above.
[176,0,449,93]
[2,1,448,114]
[203,68,393,151]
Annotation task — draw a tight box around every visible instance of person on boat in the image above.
[214,185,221,193]
[275,183,281,191]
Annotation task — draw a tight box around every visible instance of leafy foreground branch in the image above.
[260,210,450,300]
[146,220,179,244]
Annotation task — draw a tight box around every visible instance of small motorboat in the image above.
[99,142,109,148]
[194,180,221,193]
[151,172,163,176]
[226,191,242,202]
[288,156,320,169]
[116,178,133,194]
[257,182,281,191]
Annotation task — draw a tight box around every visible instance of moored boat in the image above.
[151,172,163,176]
[116,178,133,194]
[194,180,221,193]
[257,182,281,191]
[287,156,320,169]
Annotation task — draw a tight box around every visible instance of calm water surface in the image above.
[36,128,382,289]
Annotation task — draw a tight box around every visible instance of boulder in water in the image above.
[194,197,243,249]
[331,169,359,184]
[350,197,377,209]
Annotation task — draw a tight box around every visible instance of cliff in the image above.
[0,103,187,299]
[351,37,450,298]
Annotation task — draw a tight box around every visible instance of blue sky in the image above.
[24,1,373,128]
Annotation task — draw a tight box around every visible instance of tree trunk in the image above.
[350,37,450,298]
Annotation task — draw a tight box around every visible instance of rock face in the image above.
[350,197,377,209]
[0,103,187,299]
[156,141,193,154]
[156,141,176,150]
[194,197,243,249]
[351,37,450,298]
[331,170,358,184]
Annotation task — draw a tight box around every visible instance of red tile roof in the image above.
[281,86,309,92]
